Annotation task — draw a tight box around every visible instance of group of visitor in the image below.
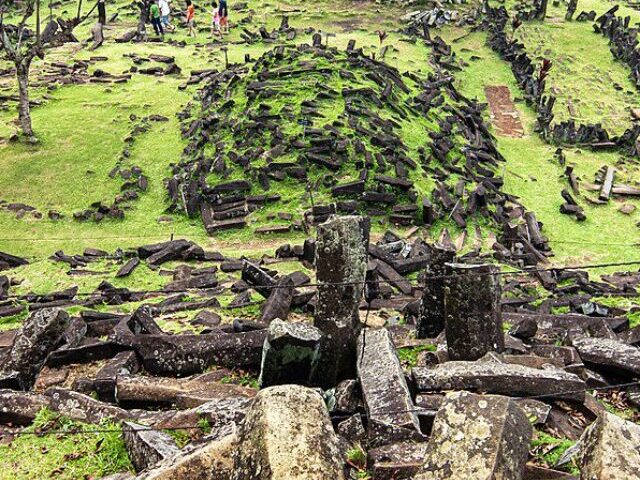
[148,0,229,38]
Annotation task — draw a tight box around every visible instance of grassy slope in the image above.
[442,17,640,266]
[0,0,636,294]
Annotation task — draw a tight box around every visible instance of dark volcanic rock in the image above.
[572,336,640,376]
[123,421,180,472]
[357,328,422,446]
[0,308,69,390]
[444,263,504,361]
[314,215,367,388]
[259,319,324,388]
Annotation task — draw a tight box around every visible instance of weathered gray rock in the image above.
[368,441,429,480]
[578,411,640,479]
[417,245,455,338]
[444,263,504,360]
[0,308,69,389]
[116,373,255,407]
[123,421,180,472]
[314,215,367,387]
[259,276,295,324]
[119,330,266,375]
[95,350,140,402]
[135,434,237,480]
[331,379,363,414]
[412,361,586,401]
[259,319,324,388]
[357,328,422,446]
[0,389,52,425]
[232,385,345,480]
[416,391,532,480]
[572,336,640,376]
[45,387,132,423]
[337,414,366,443]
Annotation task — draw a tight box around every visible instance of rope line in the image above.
[1,260,639,302]
[2,380,639,437]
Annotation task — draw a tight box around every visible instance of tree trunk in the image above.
[16,59,35,139]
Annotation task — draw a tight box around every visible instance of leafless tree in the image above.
[0,0,91,141]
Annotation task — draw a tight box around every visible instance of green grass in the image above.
[443,25,640,267]
[530,430,579,475]
[397,344,437,368]
[0,408,133,480]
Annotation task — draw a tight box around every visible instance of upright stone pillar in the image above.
[314,215,367,387]
[444,263,503,360]
[416,245,456,338]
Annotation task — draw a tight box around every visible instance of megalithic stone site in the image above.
[1,0,640,478]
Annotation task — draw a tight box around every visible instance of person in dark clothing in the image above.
[98,0,107,25]
[218,0,228,34]
[150,0,164,36]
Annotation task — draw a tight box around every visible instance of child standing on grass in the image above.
[186,0,196,37]
[150,0,164,36]
[210,1,221,38]
[218,0,229,34]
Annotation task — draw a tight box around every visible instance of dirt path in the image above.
[484,85,525,137]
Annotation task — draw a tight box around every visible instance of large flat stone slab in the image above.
[412,361,586,401]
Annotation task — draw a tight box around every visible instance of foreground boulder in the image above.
[135,434,236,479]
[0,308,69,390]
[578,411,640,479]
[232,385,346,479]
[412,361,586,401]
[417,391,532,479]
[357,328,422,446]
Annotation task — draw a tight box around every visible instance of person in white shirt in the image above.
[159,0,175,31]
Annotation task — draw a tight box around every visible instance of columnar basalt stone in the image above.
[116,373,256,406]
[572,336,640,376]
[123,421,180,472]
[0,389,52,425]
[0,308,70,390]
[259,319,324,388]
[444,263,504,360]
[259,275,295,324]
[232,385,346,480]
[416,391,532,480]
[357,328,422,446]
[578,411,640,479]
[412,361,586,401]
[416,245,455,338]
[314,215,367,387]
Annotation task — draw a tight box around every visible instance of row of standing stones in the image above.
[0,216,640,478]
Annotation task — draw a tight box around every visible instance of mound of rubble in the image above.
[170,40,551,266]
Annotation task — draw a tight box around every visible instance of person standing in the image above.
[150,0,164,36]
[159,0,175,31]
[186,0,196,37]
[218,0,228,34]
[210,1,221,38]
